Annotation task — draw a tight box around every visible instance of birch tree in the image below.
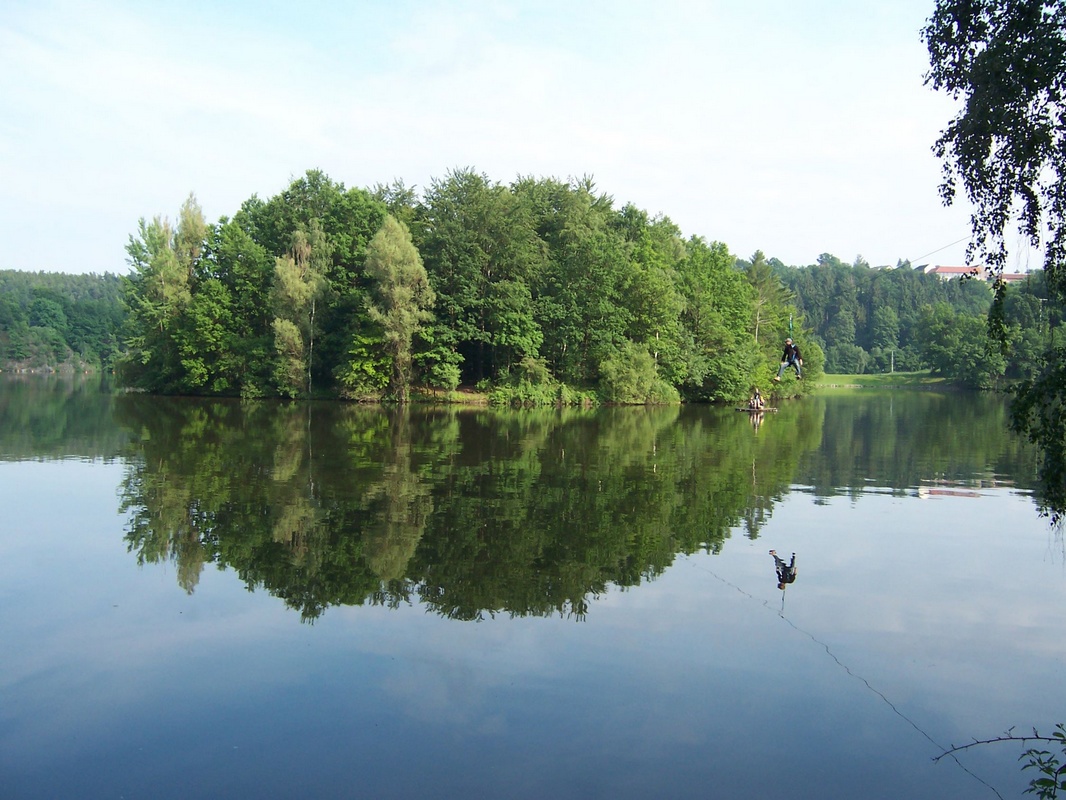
[365,215,435,402]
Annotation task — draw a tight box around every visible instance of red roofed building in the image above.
[921,264,990,280]
[919,264,1035,283]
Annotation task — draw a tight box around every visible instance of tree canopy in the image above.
[924,0,1066,288]
[115,169,820,404]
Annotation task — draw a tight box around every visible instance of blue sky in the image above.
[0,0,1041,275]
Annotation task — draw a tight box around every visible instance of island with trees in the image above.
[6,167,1058,404]
[113,170,817,405]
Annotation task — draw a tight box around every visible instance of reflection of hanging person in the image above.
[773,338,802,381]
[769,550,796,589]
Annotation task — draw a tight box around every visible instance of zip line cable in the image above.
[912,233,1041,271]
[909,235,973,265]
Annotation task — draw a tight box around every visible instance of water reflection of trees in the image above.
[793,391,1039,499]
[0,373,126,459]
[0,377,1043,620]
[114,392,1038,622]
[116,398,820,621]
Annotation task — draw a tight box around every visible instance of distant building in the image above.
[917,264,1033,283]
[921,264,991,280]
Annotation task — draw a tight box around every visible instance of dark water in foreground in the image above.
[0,375,1061,799]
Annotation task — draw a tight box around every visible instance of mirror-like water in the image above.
[0,375,1060,799]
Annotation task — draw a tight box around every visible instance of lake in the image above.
[0,375,1062,799]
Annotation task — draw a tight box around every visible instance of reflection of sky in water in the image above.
[2,461,1063,799]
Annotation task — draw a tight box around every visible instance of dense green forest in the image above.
[0,270,124,370]
[772,252,991,373]
[1,168,1059,399]
[772,253,1063,387]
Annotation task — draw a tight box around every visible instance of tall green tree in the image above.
[371,179,419,229]
[678,237,759,401]
[745,250,793,347]
[121,215,190,390]
[543,220,630,386]
[615,207,688,386]
[515,176,630,386]
[173,278,236,393]
[271,223,329,397]
[416,168,545,383]
[917,303,1006,388]
[235,170,386,390]
[201,219,276,395]
[174,193,207,272]
[365,215,436,402]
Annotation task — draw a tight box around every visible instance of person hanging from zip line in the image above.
[773,337,802,382]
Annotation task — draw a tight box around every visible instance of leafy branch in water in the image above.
[935,725,1066,799]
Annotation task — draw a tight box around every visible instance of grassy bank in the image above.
[815,371,947,389]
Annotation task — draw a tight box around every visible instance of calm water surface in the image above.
[0,376,1062,799]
